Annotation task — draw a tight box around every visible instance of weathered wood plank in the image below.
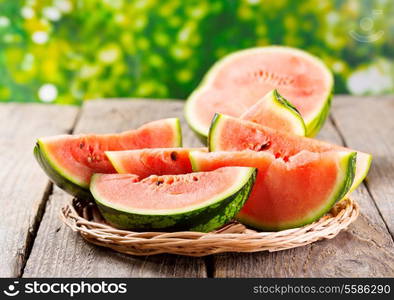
[331,96,394,238]
[23,99,206,277]
[0,103,79,277]
[212,101,394,277]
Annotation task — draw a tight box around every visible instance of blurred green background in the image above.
[0,0,393,105]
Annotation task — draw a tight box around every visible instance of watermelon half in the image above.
[190,150,356,230]
[34,118,182,198]
[209,114,371,195]
[90,167,257,232]
[241,89,306,136]
[185,46,333,138]
[106,147,207,177]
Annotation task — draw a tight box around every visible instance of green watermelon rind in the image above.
[269,89,306,136]
[34,118,183,198]
[237,151,356,231]
[90,168,257,232]
[207,113,226,152]
[184,92,210,144]
[346,152,372,196]
[34,142,92,199]
[184,46,334,139]
[305,92,333,137]
[272,89,300,115]
[172,118,183,148]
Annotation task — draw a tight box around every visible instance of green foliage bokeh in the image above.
[0,0,393,105]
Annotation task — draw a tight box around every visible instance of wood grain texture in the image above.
[331,96,394,238]
[211,100,394,277]
[23,99,206,277]
[0,103,78,277]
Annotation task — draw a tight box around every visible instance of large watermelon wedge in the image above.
[185,46,333,138]
[241,89,306,136]
[90,167,257,232]
[209,114,372,195]
[34,118,182,198]
[190,150,356,231]
[106,147,207,177]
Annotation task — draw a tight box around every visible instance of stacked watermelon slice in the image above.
[35,46,371,232]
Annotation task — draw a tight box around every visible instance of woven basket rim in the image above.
[60,198,359,257]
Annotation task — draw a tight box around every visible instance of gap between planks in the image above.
[17,108,82,277]
[17,183,53,277]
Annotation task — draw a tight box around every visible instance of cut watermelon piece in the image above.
[209,114,371,195]
[190,150,356,230]
[90,167,257,232]
[241,89,306,136]
[185,46,333,138]
[106,147,207,177]
[34,118,182,198]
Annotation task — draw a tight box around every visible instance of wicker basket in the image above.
[61,198,359,257]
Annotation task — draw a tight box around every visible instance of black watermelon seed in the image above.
[170,151,178,161]
[258,141,271,151]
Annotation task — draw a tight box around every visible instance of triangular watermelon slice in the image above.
[90,167,257,232]
[190,150,356,231]
[185,46,333,139]
[208,114,371,195]
[106,147,207,177]
[241,89,306,136]
[34,118,182,198]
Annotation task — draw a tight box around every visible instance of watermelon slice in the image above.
[209,114,371,195]
[190,150,356,230]
[241,89,306,136]
[34,118,182,198]
[106,147,207,177]
[185,46,333,138]
[90,167,257,232]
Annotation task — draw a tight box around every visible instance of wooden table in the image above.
[1,96,393,278]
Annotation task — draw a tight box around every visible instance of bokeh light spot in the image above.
[54,0,73,13]
[38,84,58,102]
[21,6,35,19]
[0,16,10,27]
[98,45,121,64]
[32,31,48,44]
[43,7,62,21]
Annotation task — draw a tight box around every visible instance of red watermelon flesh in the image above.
[185,47,333,137]
[189,150,356,230]
[209,114,371,194]
[35,118,182,191]
[106,147,207,178]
